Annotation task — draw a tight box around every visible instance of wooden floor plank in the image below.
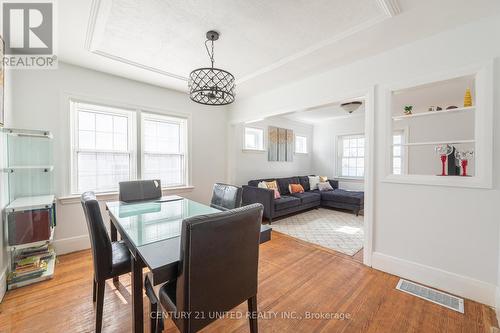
[0,234,497,333]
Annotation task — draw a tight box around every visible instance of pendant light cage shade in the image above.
[188,67,235,105]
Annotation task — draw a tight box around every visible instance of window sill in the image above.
[335,177,364,182]
[58,185,195,205]
[242,149,266,153]
[382,174,492,189]
[294,152,309,155]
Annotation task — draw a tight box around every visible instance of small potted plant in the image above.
[404,105,413,115]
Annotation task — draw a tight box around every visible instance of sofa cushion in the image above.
[298,176,311,192]
[277,177,299,195]
[321,189,364,205]
[274,195,301,211]
[290,192,321,205]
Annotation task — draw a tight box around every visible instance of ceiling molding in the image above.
[236,13,389,84]
[84,0,187,82]
[84,0,400,87]
[375,0,401,17]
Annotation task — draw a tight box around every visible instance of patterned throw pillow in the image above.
[263,180,281,199]
[288,183,305,194]
[319,176,328,182]
[317,181,334,191]
[308,176,320,190]
[265,180,279,190]
[257,181,267,189]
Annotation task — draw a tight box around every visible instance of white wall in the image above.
[230,15,500,306]
[10,62,228,255]
[229,116,313,185]
[312,114,365,191]
[1,68,14,301]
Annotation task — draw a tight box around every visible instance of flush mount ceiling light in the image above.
[188,31,235,106]
[341,101,362,114]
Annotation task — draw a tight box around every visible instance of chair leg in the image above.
[92,277,97,303]
[95,280,105,333]
[247,295,258,333]
[150,300,157,333]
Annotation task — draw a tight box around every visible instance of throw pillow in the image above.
[265,180,279,191]
[308,176,320,190]
[288,183,305,194]
[318,181,334,191]
[319,175,328,182]
[273,189,281,199]
[257,181,267,189]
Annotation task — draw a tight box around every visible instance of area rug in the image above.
[270,208,364,256]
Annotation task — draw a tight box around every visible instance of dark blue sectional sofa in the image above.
[242,176,364,224]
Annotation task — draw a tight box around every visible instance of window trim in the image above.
[140,111,189,189]
[243,126,265,152]
[70,100,137,195]
[336,132,365,180]
[69,97,192,195]
[392,128,409,176]
[294,134,308,154]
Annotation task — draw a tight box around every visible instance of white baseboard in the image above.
[495,287,500,322]
[52,234,90,255]
[0,265,7,303]
[372,251,496,307]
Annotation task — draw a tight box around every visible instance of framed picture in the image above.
[0,36,4,127]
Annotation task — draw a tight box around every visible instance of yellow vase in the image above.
[464,88,472,107]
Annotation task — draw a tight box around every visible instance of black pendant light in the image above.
[188,31,235,106]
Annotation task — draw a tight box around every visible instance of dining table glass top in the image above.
[107,195,220,247]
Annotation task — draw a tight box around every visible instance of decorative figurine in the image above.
[464,88,473,107]
[435,145,453,176]
[455,150,474,176]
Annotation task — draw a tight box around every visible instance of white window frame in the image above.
[294,135,308,154]
[70,100,137,194]
[392,128,408,176]
[243,126,265,151]
[69,98,191,195]
[336,133,365,180]
[140,112,189,188]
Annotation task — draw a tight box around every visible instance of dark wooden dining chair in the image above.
[119,179,162,202]
[145,203,264,333]
[210,183,243,210]
[80,192,132,333]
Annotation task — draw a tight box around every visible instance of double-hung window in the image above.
[71,101,135,193]
[70,100,189,194]
[295,135,308,154]
[142,113,187,187]
[244,127,264,151]
[392,131,405,175]
[338,134,365,178]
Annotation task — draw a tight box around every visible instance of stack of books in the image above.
[8,245,55,286]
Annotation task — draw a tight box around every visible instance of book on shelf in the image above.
[8,245,55,285]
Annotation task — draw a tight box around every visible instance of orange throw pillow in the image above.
[288,183,305,194]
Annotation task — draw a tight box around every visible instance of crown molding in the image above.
[376,0,401,17]
[85,0,400,86]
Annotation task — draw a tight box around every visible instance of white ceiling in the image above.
[58,0,500,98]
[281,101,365,124]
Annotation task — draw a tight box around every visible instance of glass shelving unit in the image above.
[2,128,56,290]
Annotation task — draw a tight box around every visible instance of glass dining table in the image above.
[106,195,272,333]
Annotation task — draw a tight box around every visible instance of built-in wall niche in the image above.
[383,62,493,188]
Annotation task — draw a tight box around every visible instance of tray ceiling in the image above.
[87,0,390,83]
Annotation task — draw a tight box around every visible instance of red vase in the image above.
[461,159,468,176]
[440,155,447,176]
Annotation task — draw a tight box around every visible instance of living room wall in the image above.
[228,116,313,185]
[229,15,500,306]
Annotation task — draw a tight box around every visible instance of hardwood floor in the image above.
[0,232,497,333]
